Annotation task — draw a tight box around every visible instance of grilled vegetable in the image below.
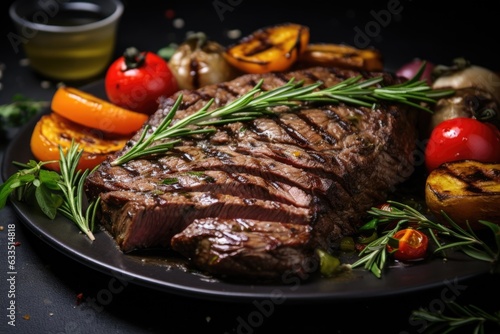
[432,59,500,104]
[425,160,500,228]
[431,58,500,127]
[429,87,500,133]
[51,86,149,136]
[296,43,383,71]
[168,32,239,90]
[224,23,309,74]
[30,113,129,171]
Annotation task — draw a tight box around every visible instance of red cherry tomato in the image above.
[386,228,428,261]
[425,117,500,172]
[105,47,178,115]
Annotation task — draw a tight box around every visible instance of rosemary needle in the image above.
[56,142,99,240]
[111,66,454,166]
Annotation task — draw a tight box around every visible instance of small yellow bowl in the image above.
[8,0,123,82]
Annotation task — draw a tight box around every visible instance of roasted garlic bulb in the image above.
[169,32,238,90]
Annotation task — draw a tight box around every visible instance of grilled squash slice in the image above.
[224,23,310,74]
[425,160,500,228]
[295,43,384,71]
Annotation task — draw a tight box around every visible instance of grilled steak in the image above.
[84,66,417,280]
[171,218,313,280]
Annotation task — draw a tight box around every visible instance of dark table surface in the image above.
[1,1,500,333]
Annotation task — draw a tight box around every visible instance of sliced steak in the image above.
[84,66,417,280]
[170,218,313,280]
[99,190,313,252]
[85,168,312,208]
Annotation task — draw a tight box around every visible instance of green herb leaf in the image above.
[162,178,179,185]
[157,43,178,60]
[0,160,62,215]
[0,95,48,139]
[35,183,63,219]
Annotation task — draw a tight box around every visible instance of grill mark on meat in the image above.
[234,138,346,178]
[272,110,351,149]
[272,115,312,147]
[157,144,333,194]
[299,69,322,84]
[270,71,291,86]
[228,132,352,192]
[211,107,384,198]
[294,111,339,145]
[236,106,366,154]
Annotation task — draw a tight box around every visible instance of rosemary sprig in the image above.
[351,201,500,277]
[111,65,454,166]
[411,301,500,333]
[350,221,403,278]
[56,142,99,241]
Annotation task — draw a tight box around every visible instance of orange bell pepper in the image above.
[51,86,149,136]
[30,113,129,171]
[296,43,384,71]
[224,23,310,74]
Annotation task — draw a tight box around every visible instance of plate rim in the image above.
[1,79,492,303]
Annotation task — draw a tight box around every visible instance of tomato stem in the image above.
[123,47,146,70]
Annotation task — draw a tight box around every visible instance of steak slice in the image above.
[170,218,313,280]
[99,190,313,252]
[84,66,417,280]
[84,168,312,208]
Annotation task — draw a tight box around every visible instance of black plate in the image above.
[2,80,491,303]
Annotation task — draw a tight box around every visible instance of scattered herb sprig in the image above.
[350,201,500,278]
[411,301,500,333]
[349,220,403,278]
[0,94,48,140]
[111,64,454,166]
[0,142,98,240]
